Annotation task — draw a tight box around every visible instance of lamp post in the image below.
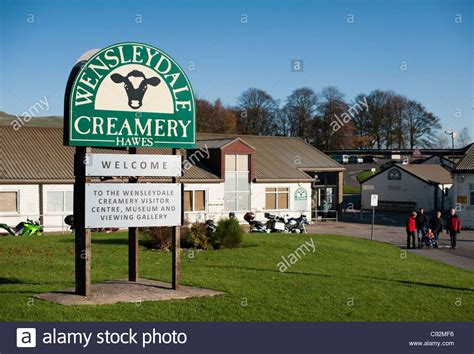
[445,130,457,159]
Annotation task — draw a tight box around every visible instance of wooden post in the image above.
[74,146,91,296]
[128,147,139,282]
[38,184,44,227]
[172,148,182,290]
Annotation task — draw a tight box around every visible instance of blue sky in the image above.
[0,0,472,136]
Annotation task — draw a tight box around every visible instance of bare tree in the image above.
[434,133,450,148]
[403,100,441,148]
[236,88,277,135]
[365,90,390,149]
[456,127,472,147]
[282,87,317,141]
[315,86,351,149]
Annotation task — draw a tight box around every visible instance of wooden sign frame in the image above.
[65,56,184,297]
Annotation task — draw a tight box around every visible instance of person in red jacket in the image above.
[446,208,462,250]
[406,211,417,249]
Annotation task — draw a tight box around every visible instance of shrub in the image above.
[186,223,213,250]
[215,217,244,248]
[141,227,173,250]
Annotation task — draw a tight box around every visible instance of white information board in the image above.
[85,183,181,228]
[85,154,182,177]
[370,194,379,207]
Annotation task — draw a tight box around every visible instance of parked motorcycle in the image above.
[244,212,270,233]
[64,215,119,233]
[0,218,43,236]
[204,219,216,233]
[286,214,309,234]
[264,212,287,233]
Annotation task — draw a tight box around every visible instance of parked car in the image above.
[348,156,361,164]
[380,160,396,170]
[362,155,377,163]
[332,155,344,164]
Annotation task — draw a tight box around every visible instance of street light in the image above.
[445,130,457,158]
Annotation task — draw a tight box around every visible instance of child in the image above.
[406,211,417,249]
[425,228,435,248]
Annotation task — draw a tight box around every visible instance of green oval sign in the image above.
[294,187,308,201]
[67,42,196,148]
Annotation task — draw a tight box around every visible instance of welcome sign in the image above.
[66,42,196,148]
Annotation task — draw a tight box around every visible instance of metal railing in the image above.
[312,209,338,224]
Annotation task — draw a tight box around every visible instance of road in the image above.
[307,220,474,272]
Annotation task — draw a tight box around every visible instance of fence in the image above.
[313,209,338,224]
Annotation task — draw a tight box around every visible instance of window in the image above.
[0,191,18,213]
[224,154,250,211]
[184,190,206,212]
[265,187,289,210]
[46,191,73,213]
[470,184,474,206]
[388,169,401,180]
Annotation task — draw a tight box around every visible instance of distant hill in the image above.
[0,111,63,128]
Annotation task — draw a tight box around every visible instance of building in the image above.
[360,163,453,212]
[451,144,474,228]
[418,154,456,170]
[0,126,344,231]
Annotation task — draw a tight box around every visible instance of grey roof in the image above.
[0,127,343,183]
[361,163,453,185]
[196,138,235,149]
[396,164,452,184]
[454,144,474,172]
[199,133,344,181]
[0,126,220,183]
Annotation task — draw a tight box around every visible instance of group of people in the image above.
[406,208,462,250]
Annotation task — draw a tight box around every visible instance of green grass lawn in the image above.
[1,232,473,322]
[357,169,377,183]
[343,185,360,194]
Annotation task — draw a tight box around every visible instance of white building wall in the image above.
[0,184,75,233]
[452,174,474,228]
[251,182,312,220]
[2,181,313,231]
[183,182,225,223]
[42,184,74,232]
[183,182,312,223]
[0,184,40,234]
[361,169,436,211]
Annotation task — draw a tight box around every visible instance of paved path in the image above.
[307,221,474,272]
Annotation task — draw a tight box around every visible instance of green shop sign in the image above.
[294,187,308,201]
[66,42,196,148]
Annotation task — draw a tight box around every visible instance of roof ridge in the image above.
[199,132,301,139]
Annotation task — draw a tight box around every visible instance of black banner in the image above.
[5,322,473,353]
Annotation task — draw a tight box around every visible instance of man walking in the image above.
[446,208,462,250]
[415,208,428,248]
[429,210,443,248]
